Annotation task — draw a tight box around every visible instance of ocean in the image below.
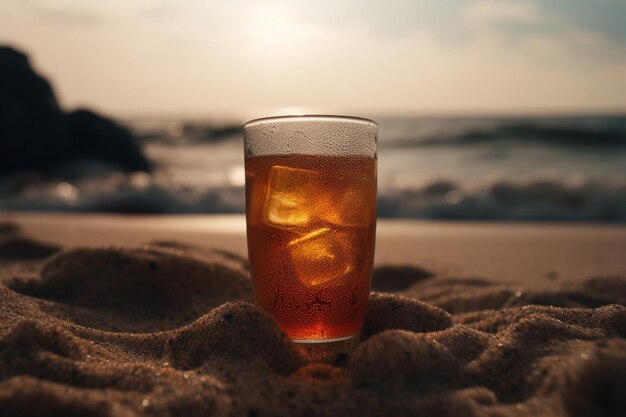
[2,115,626,222]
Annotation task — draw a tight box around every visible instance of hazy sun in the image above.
[248,5,297,44]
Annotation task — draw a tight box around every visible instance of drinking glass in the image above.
[243,115,377,347]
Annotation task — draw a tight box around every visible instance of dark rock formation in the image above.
[0,47,69,175]
[0,46,151,176]
[65,109,151,173]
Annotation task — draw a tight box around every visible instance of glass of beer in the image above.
[243,115,377,347]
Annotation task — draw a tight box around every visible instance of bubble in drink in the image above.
[287,227,353,287]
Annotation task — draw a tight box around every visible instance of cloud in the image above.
[33,8,108,26]
[459,0,626,64]
[464,0,544,25]
[2,0,625,115]
[7,0,116,26]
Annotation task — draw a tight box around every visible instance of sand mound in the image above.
[362,292,453,338]
[165,302,303,374]
[550,339,626,417]
[8,245,251,331]
[148,241,250,274]
[1,239,625,416]
[404,274,626,313]
[0,222,61,262]
[371,265,433,292]
[0,236,60,260]
[0,222,59,260]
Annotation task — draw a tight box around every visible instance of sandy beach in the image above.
[5,212,626,283]
[0,213,625,416]
[3,0,626,414]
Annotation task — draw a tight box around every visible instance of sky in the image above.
[1,0,626,118]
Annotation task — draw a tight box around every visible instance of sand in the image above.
[7,212,626,283]
[0,216,625,416]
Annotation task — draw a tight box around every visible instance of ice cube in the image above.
[264,165,318,228]
[320,175,375,227]
[287,227,352,287]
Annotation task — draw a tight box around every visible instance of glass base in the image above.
[292,333,359,364]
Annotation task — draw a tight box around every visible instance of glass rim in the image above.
[243,114,378,129]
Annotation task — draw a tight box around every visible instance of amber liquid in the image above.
[245,154,376,341]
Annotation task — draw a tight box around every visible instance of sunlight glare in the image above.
[248,4,297,44]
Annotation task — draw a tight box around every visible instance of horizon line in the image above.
[93,107,626,123]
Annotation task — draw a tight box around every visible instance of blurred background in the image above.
[1,0,625,221]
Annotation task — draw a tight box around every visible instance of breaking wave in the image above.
[380,117,626,150]
[377,177,626,222]
[2,116,626,222]
[2,173,626,222]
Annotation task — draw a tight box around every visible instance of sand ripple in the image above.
[0,229,625,416]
